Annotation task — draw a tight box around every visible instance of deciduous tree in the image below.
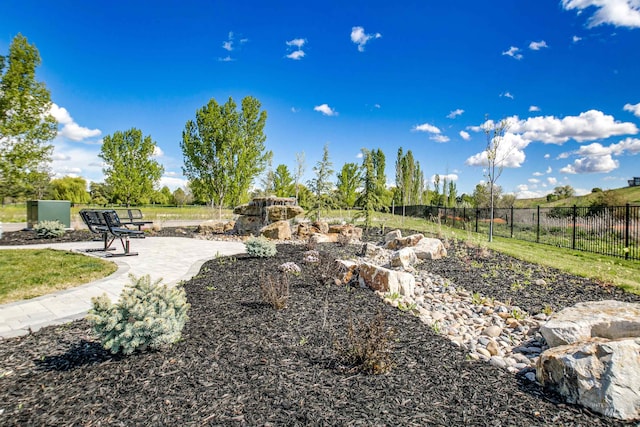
[50,176,90,204]
[336,162,362,208]
[0,34,57,203]
[181,96,270,216]
[99,128,164,206]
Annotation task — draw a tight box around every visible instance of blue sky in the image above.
[2,0,640,199]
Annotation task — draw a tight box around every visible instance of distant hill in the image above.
[513,185,640,208]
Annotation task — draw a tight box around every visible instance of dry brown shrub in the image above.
[259,272,289,309]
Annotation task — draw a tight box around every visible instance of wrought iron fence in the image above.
[390,204,640,261]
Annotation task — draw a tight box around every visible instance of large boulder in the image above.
[358,262,415,297]
[296,222,314,239]
[384,229,402,243]
[390,247,418,269]
[233,204,262,216]
[260,221,292,240]
[328,224,363,240]
[196,220,235,234]
[265,205,304,222]
[384,233,424,250]
[537,338,640,421]
[312,221,329,234]
[233,216,263,235]
[413,238,447,260]
[309,232,339,244]
[540,300,640,348]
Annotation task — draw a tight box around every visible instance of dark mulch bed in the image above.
[1,233,638,425]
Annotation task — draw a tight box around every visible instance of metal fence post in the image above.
[510,206,514,238]
[572,205,577,250]
[475,208,479,232]
[625,203,630,260]
[536,206,540,243]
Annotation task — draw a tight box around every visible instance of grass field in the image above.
[0,249,117,304]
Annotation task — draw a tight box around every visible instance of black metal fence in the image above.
[391,204,640,261]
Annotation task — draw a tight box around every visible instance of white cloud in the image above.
[528,178,540,184]
[431,134,450,143]
[218,56,234,62]
[529,105,541,112]
[529,40,548,50]
[413,123,441,134]
[350,26,381,52]
[286,38,306,60]
[374,103,381,109]
[510,110,638,144]
[624,102,640,117]
[159,176,189,192]
[501,92,515,99]
[222,31,234,51]
[50,103,101,142]
[560,154,619,174]
[502,46,523,60]
[430,173,458,184]
[546,166,552,173]
[459,130,471,141]
[356,152,363,159]
[544,153,551,159]
[447,109,464,119]
[314,104,338,116]
[152,146,164,157]
[465,132,528,168]
[561,0,640,28]
[516,189,547,199]
[547,177,558,185]
[532,171,544,176]
[291,107,300,113]
[286,50,305,60]
[573,35,583,43]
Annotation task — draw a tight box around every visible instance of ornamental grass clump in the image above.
[34,220,66,238]
[259,271,289,310]
[245,236,277,258]
[87,274,190,355]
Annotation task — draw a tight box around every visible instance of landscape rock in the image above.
[358,262,415,296]
[413,238,448,260]
[296,223,313,239]
[384,229,402,243]
[196,220,235,234]
[391,247,418,269]
[233,216,263,235]
[335,260,359,285]
[233,204,262,216]
[328,224,363,240]
[309,232,339,244]
[265,205,304,222]
[385,233,424,250]
[260,221,292,240]
[482,326,502,337]
[537,338,640,421]
[540,300,640,348]
[312,221,329,234]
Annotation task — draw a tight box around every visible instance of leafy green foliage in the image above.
[307,144,334,221]
[273,164,295,197]
[181,96,270,215]
[0,34,57,203]
[50,176,91,204]
[356,148,384,228]
[99,128,164,206]
[245,236,277,258]
[34,220,65,238]
[87,275,190,355]
[335,162,362,208]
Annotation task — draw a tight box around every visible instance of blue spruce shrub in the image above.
[34,220,66,238]
[87,274,190,355]
[245,236,277,258]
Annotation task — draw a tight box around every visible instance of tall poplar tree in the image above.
[336,162,362,208]
[99,128,164,206]
[181,96,270,216]
[0,34,57,203]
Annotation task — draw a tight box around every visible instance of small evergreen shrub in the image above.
[34,220,66,238]
[87,274,190,355]
[245,236,277,258]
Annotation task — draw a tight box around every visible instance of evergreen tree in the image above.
[273,164,295,197]
[0,34,57,203]
[99,128,164,206]
[308,144,333,221]
[356,148,383,228]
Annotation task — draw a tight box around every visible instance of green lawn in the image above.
[0,249,117,304]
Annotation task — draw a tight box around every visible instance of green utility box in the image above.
[26,200,71,229]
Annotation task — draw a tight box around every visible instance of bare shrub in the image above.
[334,310,395,374]
[336,232,351,247]
[260,272,289,309]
